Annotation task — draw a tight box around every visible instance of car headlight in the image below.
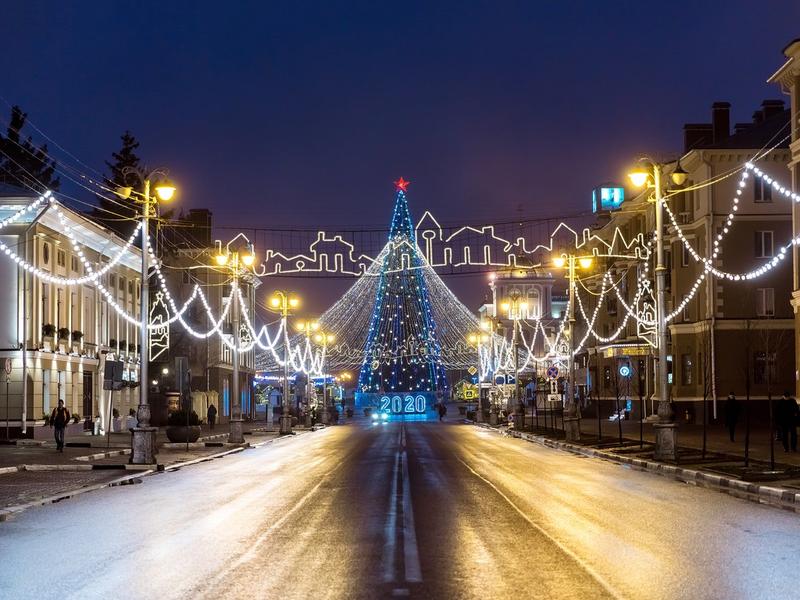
[371,413,379,420]
[381,412,389,420]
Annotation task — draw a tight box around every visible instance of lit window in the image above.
[756,288,775,317]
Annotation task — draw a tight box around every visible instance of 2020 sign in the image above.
[379,395,427,414]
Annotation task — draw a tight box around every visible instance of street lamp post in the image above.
[629,158,687,461]
[269,291,300,434]
[501,290,528,429]
[552,253,593,441]
[467,329,489,423]
[116,169,176,465]
[213,238,256,444]
[313,330,335,424]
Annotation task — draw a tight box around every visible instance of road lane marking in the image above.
[383,450,401,583]
[401,449,422,582]
[456,456,625,600]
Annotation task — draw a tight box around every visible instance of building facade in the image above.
[581,99,794,422]
[769,38,800,398]
[155,210,258,425]
[0,184,142,437]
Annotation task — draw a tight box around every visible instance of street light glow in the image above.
[154,180,177,201]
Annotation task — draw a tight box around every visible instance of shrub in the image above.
[72,413,81,423]
[57,328,71,340]
[42,324,56,337]
[109,338,117,347]
[167,409,200,427]
[71,330,83,342]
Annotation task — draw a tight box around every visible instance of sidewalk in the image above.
[576,417,800,468]
[477,417,800,512]
[0,419,321,517]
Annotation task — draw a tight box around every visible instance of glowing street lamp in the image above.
[116,168,177,465]
[551,252,593,441]
[626,157,687,461]
[210,235,259,444]
[267,290,301,434]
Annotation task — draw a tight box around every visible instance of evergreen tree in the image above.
[0,105,60,193]
[357,178,448,398]
[93,131,143,238]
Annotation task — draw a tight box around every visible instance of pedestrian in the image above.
[207,403,217,430]
[438,402,447,422]
[50,399,70,452]
[724,392,740,442]
[777,392,798,452]
[126,408,138,431]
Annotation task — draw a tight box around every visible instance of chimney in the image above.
[733,122,752,135]
[760,99,785,120]
[711,101,730,143]
[752,110,764,125]
[683,123,713,152]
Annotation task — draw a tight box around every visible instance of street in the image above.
[1,418,799,600]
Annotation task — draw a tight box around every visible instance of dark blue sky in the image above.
[3,1,799,311]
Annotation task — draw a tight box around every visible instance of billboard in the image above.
[592,186,625,212]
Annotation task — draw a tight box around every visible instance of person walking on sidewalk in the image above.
[438,402,447,422]
[777,392,798,452]
[724,392,740,442]
[207,404,217,430]
[50,399,70,452]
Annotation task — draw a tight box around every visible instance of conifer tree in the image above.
[0,105,60,193]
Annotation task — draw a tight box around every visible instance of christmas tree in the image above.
[357,178,449,400]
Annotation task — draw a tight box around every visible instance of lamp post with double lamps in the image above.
[467,329,490,423]
[552,252,593,441]
[213,235,257,444]
[313,330,336,424]
[116,168,176,465]
[628,158,688,461]
[500,290,528,429]
[268,291,301,434]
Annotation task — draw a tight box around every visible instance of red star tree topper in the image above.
[394,177,410,192]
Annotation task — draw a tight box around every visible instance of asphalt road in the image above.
[1,418,799,599]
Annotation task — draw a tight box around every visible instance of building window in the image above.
[682,296,692,321]
[754,179,772,203]
[128,281,134,295]
[42,369,51,413]
[57,250,66,268]
[70,256,79,272]
[681,353,693,385]
[109,274,117,288]
[119,276,125,291]
[681,242,691,267]
[755,288,775,317]
[606,296,617,316]
[42,242,50,265]
[753,352,777,385]
[755,231,773,258]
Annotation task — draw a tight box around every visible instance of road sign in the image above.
[467,366,477,376]
[4,358,11,375]
[546,366,559,379]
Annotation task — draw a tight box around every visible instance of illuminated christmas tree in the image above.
[357,178,449,401]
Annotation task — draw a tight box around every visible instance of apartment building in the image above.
[581,100,793,422]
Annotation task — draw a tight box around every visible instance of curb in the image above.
[0,470,152,522]
[470,421,800,513]
[0,429,311,521]
[74,449,132,462]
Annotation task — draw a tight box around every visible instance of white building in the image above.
[0,184,142,437]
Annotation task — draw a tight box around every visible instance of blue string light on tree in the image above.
[356,178,449,413]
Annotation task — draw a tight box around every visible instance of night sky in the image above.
[3,1,799,313]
